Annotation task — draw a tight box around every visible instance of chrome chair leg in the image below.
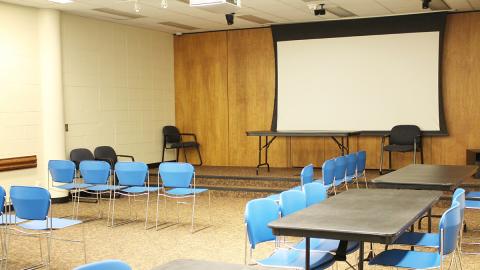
[191,194,196,233]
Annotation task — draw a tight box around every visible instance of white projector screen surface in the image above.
[276,32,440,132]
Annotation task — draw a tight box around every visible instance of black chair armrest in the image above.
[180,133,199,142]
[95,157,115,168]
[116,154,135,161]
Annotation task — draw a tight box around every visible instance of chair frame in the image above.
[155,170,211,233]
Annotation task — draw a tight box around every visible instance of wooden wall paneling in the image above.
[174,32,229,165]
[431,13,480,165]
[357,136,383,169]
[291,137,325,167]
[227,28,288,167]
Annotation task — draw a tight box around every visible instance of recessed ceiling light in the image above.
[48,0,74,4]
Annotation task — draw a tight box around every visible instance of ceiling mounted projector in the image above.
[190,0,241,14]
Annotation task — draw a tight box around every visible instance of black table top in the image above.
[151,259,260,270]
[372,164,478,191]
[269,189,442,244]
[246,130,361,137]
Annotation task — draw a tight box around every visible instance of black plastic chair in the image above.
[94,146,134,169]
[161,126,202,166]
[70,148,95,170]
[379,125,423,174]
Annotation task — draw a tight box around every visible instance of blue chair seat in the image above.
[369,249,440,269]
[393,232,439,247]
[121,186,159,194]
[466,191,480,199]
[294,239,359,254]
[165,188,207,196]
[258,248,335,270]
[465,199,480,208]
[19,218,82,230]
[345,175,355,183]
[87,184,125,192]
[56,183,92,190]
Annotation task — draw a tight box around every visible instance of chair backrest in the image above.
[94,146,118,166]
[73,260,132,270]
[114,162,148,186]
[300,164,314,186]
[303,182,327,207]
[245,198,279,249]
[356,151,366,174]
[345,153,357,178]
[159,162,194,188]
[70,148,95,170]
[322,159,335,186]
[163,126,181,143]
[10,186,50,221]
[334,156,347,181]
[80,160,111,185]
[0,186,5,214]
[439,201,461,255]
[452,188,465,223]
[390,125,421,145]
[48,160,76,183]
[279,190,306,217]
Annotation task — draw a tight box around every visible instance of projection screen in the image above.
[271,13,447,135]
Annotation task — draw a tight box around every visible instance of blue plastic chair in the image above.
[345,153,358,188]
[369,202,462,269]
[356,151,367,188]
[462,188,480,254]
[279,190,306,217]
[266,164,318,202]
[316,159,335,193]
[8,186,86,268]
[157,162,210,232]
[74,259,131,270]
[303,182,327,207]
[394,189,465,250]
[244,198,335,269]
[111,162,158,229]
[49,160,91,218]
[80,160,124,220]
[333,156,348,190]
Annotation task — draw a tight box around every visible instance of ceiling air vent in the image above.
[158,22,200,31]
[92,8,146,20]
[237,15,274,24]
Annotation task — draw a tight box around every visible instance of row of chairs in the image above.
[70,146,134,171]
[48,160,210,232]
[246,186,467,270]
[266,151,367,201]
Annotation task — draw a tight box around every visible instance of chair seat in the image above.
[87,184,125,192]
[169,141,198,148]
[465,199,480,209]
[466,191,480,199]
[345,175,355,183]
[294,239,359,254]
[384,144,416,152]
[258,248,335,270]
[165,188,208,196]
[19,218,82,230]
[369,249,440,269]
[393,232,439,247]
[56,183,92,190]
[121,186,159,194]
[1,215,26,225]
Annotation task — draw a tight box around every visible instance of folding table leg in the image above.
[358,241,364,270]
[305,237,310,270]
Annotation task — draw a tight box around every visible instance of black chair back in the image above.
[94,146,118,167]
[70,148,94,170]
[163,126,181,143]
[390,125,421,145]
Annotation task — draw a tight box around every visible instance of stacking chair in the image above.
[244,198,335,269]
[110,162,157,229]
[74,260,131,270]
[266,164,317,201]
[6,186,86,269]
[369,202,462,270]
[156,162,210,232]
[317,159,337,194]
[379,125,423,174]
[303,182,327,207]
[162,125,202,166]
[344,153,358,188]
[333,156,348,191]
[94,146,134,169]
[356,151,368,188]
[0,186,6,261]
[70,148,95,175]
[48,160,91,218]
[79,160,123,220]
[462,189,480,253]
[394,189,465,252]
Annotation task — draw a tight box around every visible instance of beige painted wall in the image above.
[0,2,44,192]
[61,14,175,163]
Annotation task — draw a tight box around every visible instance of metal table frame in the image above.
[246,130,360,175]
